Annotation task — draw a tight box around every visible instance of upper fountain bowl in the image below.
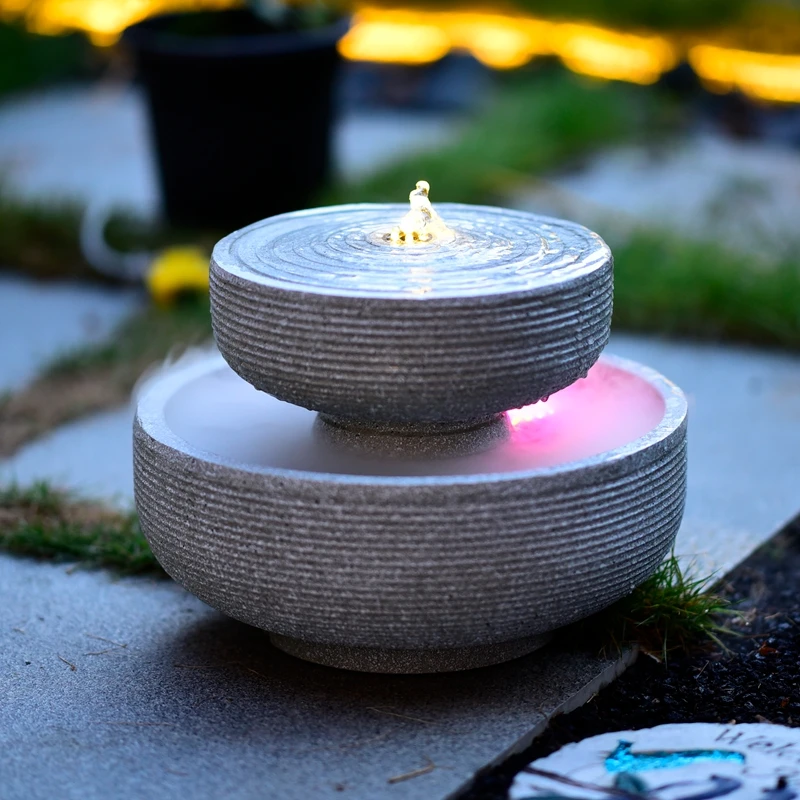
[210,203,613,424]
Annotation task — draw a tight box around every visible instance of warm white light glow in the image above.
[555,23,678,85]
[339,7,678,83]
[391,180,453,245]
[3,0,239,46]
[339,13,450,65]
[689,44,800,104]
[445,13,553,70]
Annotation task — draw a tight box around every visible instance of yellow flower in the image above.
[145,246,209,306]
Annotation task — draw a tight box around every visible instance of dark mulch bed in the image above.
[458,514,800,799]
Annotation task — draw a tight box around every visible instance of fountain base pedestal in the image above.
[269,632,553,674]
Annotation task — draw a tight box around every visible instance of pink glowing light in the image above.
[506,400,555,427]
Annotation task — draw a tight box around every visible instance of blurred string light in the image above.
[1,0,800,102]
[552,23,677,84]
[0,0,237,45]
[689,45,800,104]
[338,8,678,81]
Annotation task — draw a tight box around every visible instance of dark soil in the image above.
[458,514,800,799]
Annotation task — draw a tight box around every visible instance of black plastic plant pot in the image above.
[124,11,347,231]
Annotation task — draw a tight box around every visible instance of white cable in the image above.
[79,201,153,283]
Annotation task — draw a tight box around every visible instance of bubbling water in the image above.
[160,357,665,478]
[219,203,609,298]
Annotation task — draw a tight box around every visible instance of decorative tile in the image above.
[511,723,800,799]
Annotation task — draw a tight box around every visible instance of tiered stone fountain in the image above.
[133,183,687,673]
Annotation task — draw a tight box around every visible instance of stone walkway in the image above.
[1,554,631,800]
[515,133,800,257]
[0,274,141,396]
[3,84,798,252]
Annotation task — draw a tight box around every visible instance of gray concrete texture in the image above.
[210,205,612,422]
[558,135,800,249]
[0,275,141,395]
[133,353,686,671]
[5,331,799,583]
[514,133,800,257]
[0,555,634,800]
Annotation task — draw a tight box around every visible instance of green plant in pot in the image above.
[123,0,349,231]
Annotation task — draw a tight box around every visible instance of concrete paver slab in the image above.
[516,134,800,256]
[0,274,141,395]
[0,555,632,800]
[0,406,134,503]
[612,333,800,578]
[0,85,160,215]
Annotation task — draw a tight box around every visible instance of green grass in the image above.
[0,21,90,100]
[0,182,92,280]
[1,481,68,516]
[512,0,751,30]
[324,71,671,208]
[613,229,800,350]
[579,553,734,662]
[0,176,221,283]
[0,179,144,282]
[0,482,160,574]
[362,0,754,30]
[43,294,213,378]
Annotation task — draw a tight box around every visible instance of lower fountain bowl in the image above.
[133,353,687,673]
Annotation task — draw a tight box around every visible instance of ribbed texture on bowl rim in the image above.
[210,258,613,421]
[134,353,687,650]
[209,204,614,422]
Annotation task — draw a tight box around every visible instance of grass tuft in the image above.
[0,481,67,516]
[585,552,735,663]
[0,176,220,283]
[0,184,91,280]
[512,0,749,30]
[0,482,160,575]
[0,21,90,100]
